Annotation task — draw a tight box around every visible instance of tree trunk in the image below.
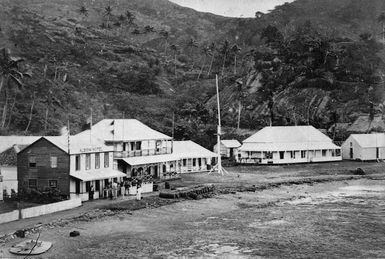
[234,55,237,75]
[237,100,242,130]
[197,56,206,80]
[174,53,177,78]
[1,89,9,128]
[221,52,227,77]
[164,39,168,55]
[383,22,385,43]
[207,54,214,75]
[24,92,36,134]
[44,105,49,135]
[6,96,16,128]
[0,76,4,97]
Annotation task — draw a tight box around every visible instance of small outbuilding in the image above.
[341,133,385,161]
[237,126,342,164]
[213,140,241,158]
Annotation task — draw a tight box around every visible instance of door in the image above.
[350,148,353,159]
[154,166,158,178]
[229,148,234,157]
[376,147,379,159]
[75,180,80,194]
[187,159,192,171]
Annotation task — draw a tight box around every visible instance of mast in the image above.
[209,75,228,176]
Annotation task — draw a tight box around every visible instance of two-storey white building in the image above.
[76,119,180,180]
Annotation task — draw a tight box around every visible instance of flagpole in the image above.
[171,111,175,153]
[67,119,70,154]
[208,75,228,176]
[90,108,93,144]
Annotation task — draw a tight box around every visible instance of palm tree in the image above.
[220,40,230,77]
[170,44,179,77]
[377,12,385,42]
[125,10,135,26]
[159,30,169,54]
[0,48,31,128]
[186,38,198,69]
[198,45,209,79]
[104,6,113,29]
[231,44,241,75]
[79,5,89,20]
[207,42,216,75]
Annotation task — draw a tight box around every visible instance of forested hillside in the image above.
[0,0,385,148]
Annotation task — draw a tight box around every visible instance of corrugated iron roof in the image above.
[243,126,332,143]
[220,140,241,148]
[348,133,385,148]
[240,126,338,151]
[173,141,217,158]
[76,119,172,142]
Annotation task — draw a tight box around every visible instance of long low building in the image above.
[173,141,216,173]
[341,133,385,161]
[237,126,342,164]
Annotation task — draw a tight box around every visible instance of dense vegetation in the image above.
[0,0,385,148]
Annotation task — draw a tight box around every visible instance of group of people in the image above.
[102,179,143,200]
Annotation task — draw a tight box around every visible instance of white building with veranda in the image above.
[237,126,342,164]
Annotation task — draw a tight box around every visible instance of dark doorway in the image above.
[154,166,158,178]
[229,148,234,157]
[75,180,80,194]
[376,147,379,159]
[350,148,353,159]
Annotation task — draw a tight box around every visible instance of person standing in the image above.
[89,184,94,201]
[136,179,142,200]
[124,180,130,196]
[112,181,118,199]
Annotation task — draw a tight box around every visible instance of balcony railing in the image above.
[114,147,172,158]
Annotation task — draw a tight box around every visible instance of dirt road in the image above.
[1,161,385,258]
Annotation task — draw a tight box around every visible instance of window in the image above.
[336,149,341,156]
[198,158,201,167]
[75,155,81,171]
[322,150,327,157]
[264,152,273,159]
[156,140,161,152]
[104,152,109,168]
[193,158,196,166]
[86,154,91,170]
[49,180,57,188]
[50,156,57,168]
[301,151,306,159]
[183,159,187,167]
[290,151,295,159]
[95,153,100,169]
[29,156,36,168]
[29,179,37,189]
[279,151,285,159]
[136,141,142,150]
[130,142,135,151]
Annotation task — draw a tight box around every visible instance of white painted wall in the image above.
[180,157,211,173]
[342,136,385,161]
[0,166,18,194]
[237,149,341,164]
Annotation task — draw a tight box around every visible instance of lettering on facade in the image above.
[79,147,103,153]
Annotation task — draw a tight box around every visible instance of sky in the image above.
[169,0,295,18]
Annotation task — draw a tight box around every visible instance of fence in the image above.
[0,198,82,225]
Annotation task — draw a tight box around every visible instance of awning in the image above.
[70,169,126,181]
[121,154,180,166]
